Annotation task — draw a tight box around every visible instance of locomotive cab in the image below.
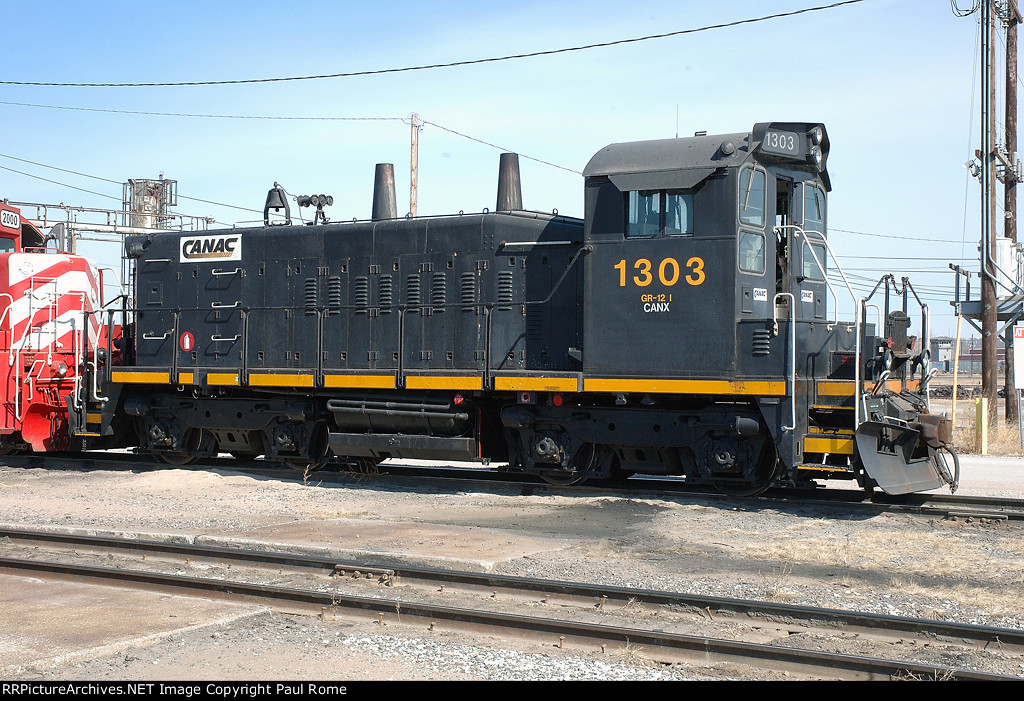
[579,123,953,495]
[580,123,835,389]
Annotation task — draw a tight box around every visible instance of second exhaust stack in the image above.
[371,163,398,220]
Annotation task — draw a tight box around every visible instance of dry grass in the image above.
[756,563,796,600]
[950,416,1024,456]
[740,529,1024,616]
[930,397,1024,456]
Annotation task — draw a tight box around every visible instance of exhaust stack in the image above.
[496,153,522,212]
[371,163,398,221]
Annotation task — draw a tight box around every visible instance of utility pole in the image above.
[982,0,999,428]
[410,113,419,217]
[1005,0,1022,423]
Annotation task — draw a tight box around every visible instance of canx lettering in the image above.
[179,235,242,262]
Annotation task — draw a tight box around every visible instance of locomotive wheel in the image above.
[538,442,596,487]
[711,439,778,497]
[153,428,205,466]
[284,423,331,476]
[711,479,772,497]
[285,458,328,474]
[157,452,198,466]
[539,471,587,486]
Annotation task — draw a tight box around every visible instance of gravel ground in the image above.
[1,458,1022,680]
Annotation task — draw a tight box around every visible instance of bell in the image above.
[263,184,291,226]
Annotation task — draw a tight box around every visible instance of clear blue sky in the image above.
[0,0,999,337]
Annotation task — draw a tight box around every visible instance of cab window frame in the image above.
[625,189,694,238]
[738,229,766,276]
[800,181,827,281]
[738,165,767,228]
[736,165,768,276]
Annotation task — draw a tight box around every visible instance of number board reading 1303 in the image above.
[760,129,802,158]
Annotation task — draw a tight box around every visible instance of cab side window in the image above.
[738,166,766,275]
[739,231,765,274]
[626,190,693,238]
[739,168,766,226]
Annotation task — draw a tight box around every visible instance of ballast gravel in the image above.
[0,458,1022,680]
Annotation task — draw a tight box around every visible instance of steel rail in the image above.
[2,527,1022,654]
[0,554,1014,681]
[2,452,1024,520]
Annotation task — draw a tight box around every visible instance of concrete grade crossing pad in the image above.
[0,575,267,675]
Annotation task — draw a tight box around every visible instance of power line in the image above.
[0,102,581,173]
[0,152,261,216]
[830,227,967,243]
[420,120,581,175]
[0,1,866,88]
[0,101,403,122]
[0,163,120,202]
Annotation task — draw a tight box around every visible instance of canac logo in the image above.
[0,208,20,232]
[179,234,242,262]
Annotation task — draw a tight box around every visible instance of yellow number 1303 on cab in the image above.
[614,257,705,287]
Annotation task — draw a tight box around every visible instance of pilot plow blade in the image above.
[855,421,950,495]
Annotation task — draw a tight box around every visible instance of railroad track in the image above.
[0,527,1019,681]
[3,452,1022,523]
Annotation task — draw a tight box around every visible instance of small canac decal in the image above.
[179,234,242,262]
[801,289,814,303]
[753,288,768,302]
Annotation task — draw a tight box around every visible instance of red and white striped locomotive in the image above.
[0,201,116,452]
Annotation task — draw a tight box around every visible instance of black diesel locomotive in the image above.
[101,121,957,496]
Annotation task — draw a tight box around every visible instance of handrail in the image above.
[773,293,796,432]
[774,225,858,327]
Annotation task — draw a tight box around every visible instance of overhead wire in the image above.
[0,1,867,88]
[0,154,251,219]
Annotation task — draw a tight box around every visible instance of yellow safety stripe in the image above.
[583,378,787,395]
[817,379,905,396]
[248,373,316,388]
[178,372,194,385]
[405,375,484,391]
[803,436,855,455]
[322,374,396,389]
[494,376,579,392]
[207,372,239,386]
[111,370,169,384]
